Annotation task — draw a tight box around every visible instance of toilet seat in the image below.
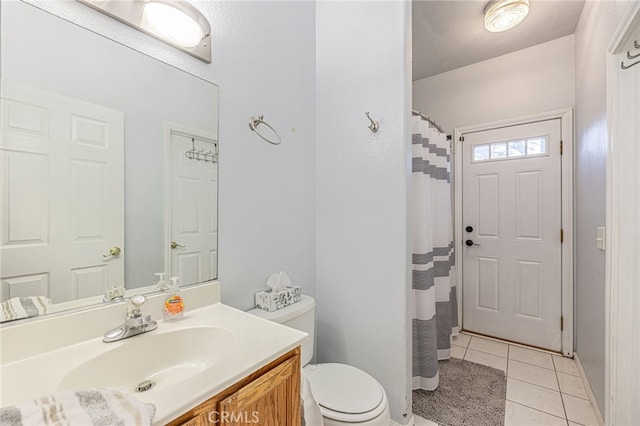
[304,363,388,422]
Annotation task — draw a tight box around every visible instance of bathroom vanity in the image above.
[0,282,306,425]
[168,348,300,425]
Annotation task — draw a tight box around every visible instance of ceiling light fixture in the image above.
[77,0,212,63]
[483,0,530,33]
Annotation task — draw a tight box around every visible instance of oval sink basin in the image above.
[58,326,235,393]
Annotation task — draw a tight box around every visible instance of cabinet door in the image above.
[179,415,207,426]
[219,356,301,426]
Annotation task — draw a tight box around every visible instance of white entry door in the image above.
[168,131,218,286]
[1,80,124,303]
[462,119,562,351]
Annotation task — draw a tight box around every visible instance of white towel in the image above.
[301,368,324,426]
[0,296,52,323]
[0,388,155,426]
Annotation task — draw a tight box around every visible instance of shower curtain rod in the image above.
[412,109,444,134]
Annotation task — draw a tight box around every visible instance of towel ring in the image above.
[248,115,281,145]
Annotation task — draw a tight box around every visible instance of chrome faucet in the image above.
[103,295,157,343]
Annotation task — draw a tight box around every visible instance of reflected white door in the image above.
[462,119,562,351]
[169,132,218,285]
[0,80,124,303]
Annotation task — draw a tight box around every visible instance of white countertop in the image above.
[0,292,307,425]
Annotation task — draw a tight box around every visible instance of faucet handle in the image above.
[130,294,146,307]
[127,294,147,318]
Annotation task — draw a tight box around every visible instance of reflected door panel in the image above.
[1,81,124,303]
[169,131,218,286]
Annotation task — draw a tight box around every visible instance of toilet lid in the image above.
[304,363,384,414]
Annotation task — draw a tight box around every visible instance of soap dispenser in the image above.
[155,272,170,292]
[163,276,184,321]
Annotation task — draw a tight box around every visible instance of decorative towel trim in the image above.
[0,296,52,323]
[0,388,156,426]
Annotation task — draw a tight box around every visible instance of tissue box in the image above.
[255,286,301,312]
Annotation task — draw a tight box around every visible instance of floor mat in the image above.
[413,358,506,426]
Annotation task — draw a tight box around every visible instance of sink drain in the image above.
[135,380,155,392]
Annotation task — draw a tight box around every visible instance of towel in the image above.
[0,388,155,426]
[0,296,52,323]
[301,368,323,426]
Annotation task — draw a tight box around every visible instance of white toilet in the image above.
[249,295,390,426]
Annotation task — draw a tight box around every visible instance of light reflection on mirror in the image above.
[0,1,219,323]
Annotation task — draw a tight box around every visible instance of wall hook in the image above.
[365,112,379,133]
[621,59,640,70]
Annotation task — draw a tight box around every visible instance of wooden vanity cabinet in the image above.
[168,347,301,426]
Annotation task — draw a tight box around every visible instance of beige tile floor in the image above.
[414,332,601,426]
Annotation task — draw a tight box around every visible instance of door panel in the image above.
[169,132,218,285]
[516,171,542,239]
[477,174,499,237]
[462,119,562,351]
[477,256,499,311]
[1,81,124,303]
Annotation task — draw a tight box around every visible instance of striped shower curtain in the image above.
[411,115,458,391]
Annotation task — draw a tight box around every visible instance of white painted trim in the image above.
[453,108,574,356]
[392,418,409,426]
[402,414,437,426]
[162,122,218,276]
[575,353,605,426]
[605,3,640,425]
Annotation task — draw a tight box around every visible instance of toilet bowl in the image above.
[249,296,390,426]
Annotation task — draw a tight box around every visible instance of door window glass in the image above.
[472,136,548,163]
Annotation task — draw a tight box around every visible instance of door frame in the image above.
[163,121,219,277]
[453,108,574,356]
[605,3,640,424]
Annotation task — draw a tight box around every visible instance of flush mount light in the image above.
[483,0,529,33]
[77,0,211,63]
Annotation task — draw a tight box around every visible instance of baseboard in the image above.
[400,414,438,426]
[574,353,605,426]
[392,418,410,426]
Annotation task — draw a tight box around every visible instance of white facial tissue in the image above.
[266,271,292,293]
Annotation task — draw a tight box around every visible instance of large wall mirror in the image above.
[0,1,219,322]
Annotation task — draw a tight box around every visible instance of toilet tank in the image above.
[248,295,315,366]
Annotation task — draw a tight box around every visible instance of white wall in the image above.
[573,0,633,413]
[316,1,412,423]
[212,1,316,309]
[412,35,575,133]
[21,0,318,308]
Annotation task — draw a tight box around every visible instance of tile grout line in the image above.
[506,377,569,421]
[553,355,570,424]
[505,399,571,424]
[508,355,556,372]
[555,371,591,401]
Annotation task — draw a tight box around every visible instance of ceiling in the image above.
[412,0,586,81]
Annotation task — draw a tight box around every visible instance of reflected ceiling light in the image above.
[483,0,529,33]
[77,0,212,63]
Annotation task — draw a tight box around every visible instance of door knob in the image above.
[465,239,480,247]
[103,246,121,258]
[466,226,474,233]
[171,241,186,249]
